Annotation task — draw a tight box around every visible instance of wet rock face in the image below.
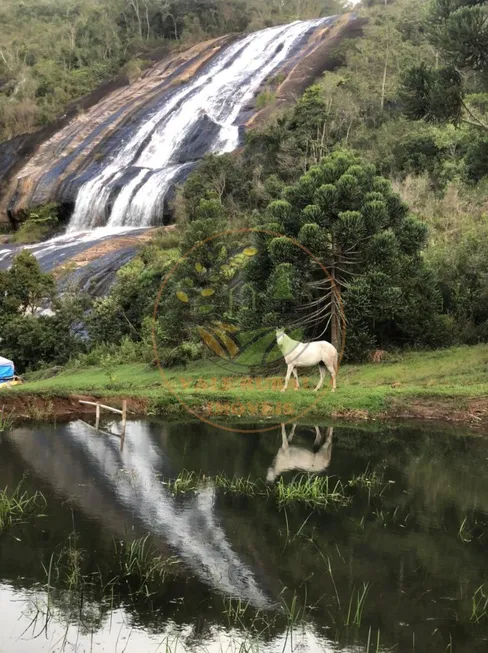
[175,114,222,164]
[0,14,360,230]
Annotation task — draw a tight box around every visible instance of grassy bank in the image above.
[2,345,488,426]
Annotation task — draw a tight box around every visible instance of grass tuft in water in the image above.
[0,481,46,532]
[164,470,351,510]
[275,475,350,510]
[116,535,179,593]
[348,464,392,499]
[213,474,257,496]
[165,470,198,495]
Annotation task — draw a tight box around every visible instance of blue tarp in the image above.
[0,356,14,381]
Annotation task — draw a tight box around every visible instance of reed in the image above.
[345,582,370,627]
[64,533,84,589]
[471,584,488,622]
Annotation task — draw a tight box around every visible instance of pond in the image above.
[1,419,488,653]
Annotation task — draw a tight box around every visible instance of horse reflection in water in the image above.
[266,424,333,482]
[4,421,270,609]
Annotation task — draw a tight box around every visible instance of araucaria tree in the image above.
[240,150,443,359]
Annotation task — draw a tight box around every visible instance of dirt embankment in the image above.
[2,392,488,431]
[1,394,149,421]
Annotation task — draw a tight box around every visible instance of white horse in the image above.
[276,328,338,392]
[266,423,333,482]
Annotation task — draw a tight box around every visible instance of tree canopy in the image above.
[401,0,488,131]
[0,0,346,141]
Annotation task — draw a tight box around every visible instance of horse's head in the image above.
[275,327,285,342]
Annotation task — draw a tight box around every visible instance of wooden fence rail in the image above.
[79,400,127,442]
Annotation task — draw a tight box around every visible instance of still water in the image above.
[1,419,488,653]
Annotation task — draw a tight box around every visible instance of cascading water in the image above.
[68,17,332,232]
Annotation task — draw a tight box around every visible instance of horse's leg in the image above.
[325,426,334,445]
[322,427,334,469]
[313,363,326,392]
[281,423,289,448]
[313,426,323,448]
[287,423,297,443]
[292,368,300,390]
[325,361,337,392]
[281,364,294,392]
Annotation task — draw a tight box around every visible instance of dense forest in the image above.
[1,0,488,372]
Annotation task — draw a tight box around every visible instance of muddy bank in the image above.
[0,394,149,421]
[2,392,488,431]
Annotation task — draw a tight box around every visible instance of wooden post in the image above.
[121,400,127,438]
[120,400,127,452]
[95,402,100,431]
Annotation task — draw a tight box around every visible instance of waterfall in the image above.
[23,421,271,608]
[68,17,331,232]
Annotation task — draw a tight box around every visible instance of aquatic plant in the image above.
[275,475,350,510]
[0,481,46,532]
[117,534,179,591]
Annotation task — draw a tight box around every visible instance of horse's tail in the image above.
[333,348,339,375]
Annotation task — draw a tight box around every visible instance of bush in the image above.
[12,204,60,244]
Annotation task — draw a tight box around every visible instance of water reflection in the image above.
[266,424,333,482]
[2,420,488,653]
[2,421,270,609]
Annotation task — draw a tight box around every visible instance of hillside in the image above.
[0,0,347,145]
[0,0,487,393]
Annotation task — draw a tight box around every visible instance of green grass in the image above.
[5,344,488,424]
[275,475,350,509]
